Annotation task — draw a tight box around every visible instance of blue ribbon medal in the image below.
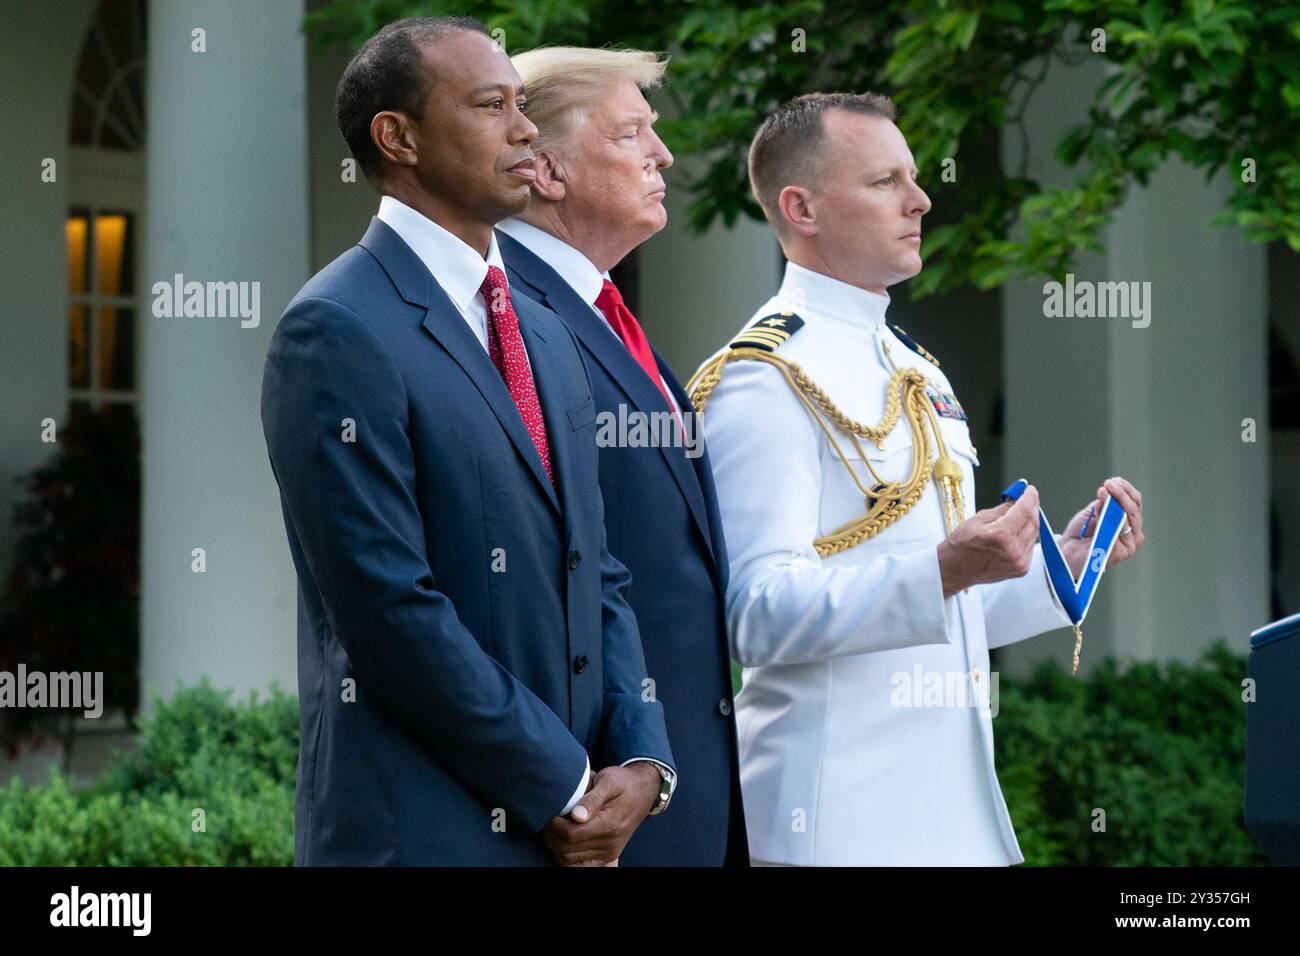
[1000,478,1128,675]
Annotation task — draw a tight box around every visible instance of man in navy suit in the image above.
[498,46,747,866]
[260,17,674,866]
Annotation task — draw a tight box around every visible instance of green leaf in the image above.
[953,11,980,50]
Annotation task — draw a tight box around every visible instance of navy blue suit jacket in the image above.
[500,228,747,866]
[261,217,673,865]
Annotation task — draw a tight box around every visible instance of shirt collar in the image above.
[497,217,609,306]
[377,195,505,313]
[777,260,891,328]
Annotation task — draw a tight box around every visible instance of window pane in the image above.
[103,400,138,431]
[95,212,133,296]
[69,304,90,389]
[98,307,135,391]
[67,209,89,296]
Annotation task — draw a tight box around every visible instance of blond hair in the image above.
[511,46,669,153]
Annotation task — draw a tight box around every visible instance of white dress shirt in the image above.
[698,260,1071,865]
[496,217,681,415]
[377,196,538,372]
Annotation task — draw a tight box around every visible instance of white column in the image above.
[999,54,1268,673]
[140,0,307,703]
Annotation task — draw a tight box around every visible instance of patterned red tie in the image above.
[480,265,553,484]
[594,279,677,415]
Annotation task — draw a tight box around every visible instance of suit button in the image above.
[573,654,588,674]
[718,698,732,716]
[568,550,582,571]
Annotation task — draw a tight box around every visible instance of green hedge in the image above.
[995,641,1265,866]
[0,681,297,866]
[1,645,1265,865]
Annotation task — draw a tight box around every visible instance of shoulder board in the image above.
[888,323,940,367]
[729,311,805,352]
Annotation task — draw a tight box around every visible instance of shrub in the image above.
[996,642,1264,866]
[0,406,141,752]
[0,680,296,866]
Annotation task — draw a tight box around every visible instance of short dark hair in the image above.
[335,15,490,186]
[747,91,898,231]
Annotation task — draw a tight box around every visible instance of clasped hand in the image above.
[542,762,661,866]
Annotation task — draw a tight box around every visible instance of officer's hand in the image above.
[937,483,1041,597]
[1059,476,1146,577]
[541,763,659,866]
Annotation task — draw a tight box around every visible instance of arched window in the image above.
[65,0,145,422]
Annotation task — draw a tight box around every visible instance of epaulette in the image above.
[729,311,805,352]
[888,323,940,367]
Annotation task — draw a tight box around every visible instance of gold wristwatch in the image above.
[642,760,676,816]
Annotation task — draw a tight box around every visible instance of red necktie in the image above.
[480,265,553,484]
[594,279,677,414]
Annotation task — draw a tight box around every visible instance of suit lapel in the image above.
[658,353,727,581]
[360,217,560,514]
[499,229,716,569]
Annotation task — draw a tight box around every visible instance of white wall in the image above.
[0,0,99,591]
[0,0,126,785]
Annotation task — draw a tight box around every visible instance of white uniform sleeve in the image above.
[976,542,1073,649]
[702,357,954,667]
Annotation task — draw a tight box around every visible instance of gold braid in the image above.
[688,347,954,557]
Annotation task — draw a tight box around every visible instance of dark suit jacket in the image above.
[500,227,748,866]
[261,217,673,865]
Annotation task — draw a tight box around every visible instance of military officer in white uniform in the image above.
[691,92,1146,866]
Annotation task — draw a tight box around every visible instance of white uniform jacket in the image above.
[697,261,1071,866]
